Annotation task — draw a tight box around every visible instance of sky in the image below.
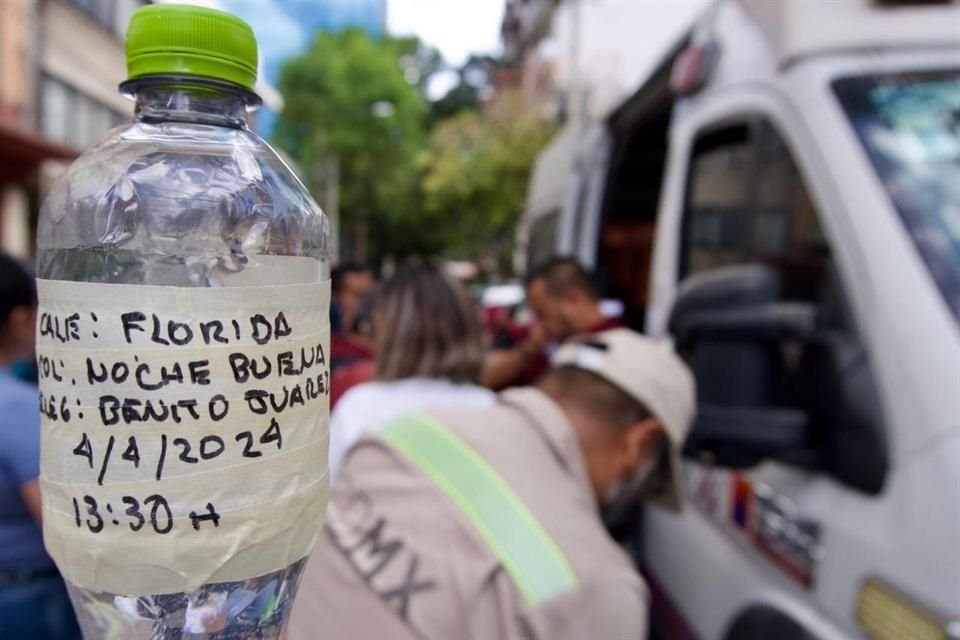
[167,0,503,80]
[388,0,504,99]
[387,0,504,68]
[159,0,505,124]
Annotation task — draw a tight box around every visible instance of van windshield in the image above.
[833,70,960,321]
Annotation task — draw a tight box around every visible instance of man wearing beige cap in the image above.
[288,328,695,640]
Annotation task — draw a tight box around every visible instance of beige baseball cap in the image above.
[551,328,696,511]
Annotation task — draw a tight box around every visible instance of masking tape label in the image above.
[36,278,330,596]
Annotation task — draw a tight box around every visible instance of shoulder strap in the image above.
[380,414,577,606]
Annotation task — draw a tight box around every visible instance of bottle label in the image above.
[36,278,330,596]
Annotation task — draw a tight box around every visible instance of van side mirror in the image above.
[670,265,887,494]
[670,266,817,468]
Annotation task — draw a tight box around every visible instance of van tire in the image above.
[723,606,820,640]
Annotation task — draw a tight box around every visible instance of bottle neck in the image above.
[131,77,252,128]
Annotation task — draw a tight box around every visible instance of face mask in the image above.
[602,455,658,511]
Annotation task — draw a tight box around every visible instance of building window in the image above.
[41,78,72,145]
[70,0,115,30]
[41,76,127,149]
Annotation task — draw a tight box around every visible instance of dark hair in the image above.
[539,366,651,430]
[332,263,371,294]
[375,260,484,383]
[0,252,36,329]
[525,256,597,300]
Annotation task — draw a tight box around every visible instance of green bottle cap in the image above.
[125,3,258,92]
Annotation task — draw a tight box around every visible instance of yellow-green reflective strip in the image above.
[380,414,577,606]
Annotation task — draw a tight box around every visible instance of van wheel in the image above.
[723,606,819,640]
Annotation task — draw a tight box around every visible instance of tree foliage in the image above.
[429,55,500,124]
[274,29,554,268]
[273,29,429,259]
[417,90,555,267]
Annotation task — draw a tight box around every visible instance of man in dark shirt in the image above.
[330,264,375,372]
[482,257,623,389]
[0,252,80,638]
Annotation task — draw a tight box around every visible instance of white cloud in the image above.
[426,69,459,101]
[387,0,504,68]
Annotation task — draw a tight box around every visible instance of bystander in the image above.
[0,252,80,639]
[482,257,623,389]
[323,261,495,480]
[330,263,376,373]
[288,328,694,640]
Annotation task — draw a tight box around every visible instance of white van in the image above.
[520,1,960,638]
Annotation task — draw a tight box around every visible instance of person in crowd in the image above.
[482,256,623,389]
[288,328,694,640]
[325,260,495,480]
[0,252,81,639]
[330,263,375,372]
[329,290,376,408]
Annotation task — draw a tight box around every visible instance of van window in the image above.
[682,121,830,303]
[684,126,753,274]
[679,120,888,493]
[833,69,960,320]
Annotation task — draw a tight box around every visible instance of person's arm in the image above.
[4,388,45,525]
[480,326,546,390]
[20,480,44,524]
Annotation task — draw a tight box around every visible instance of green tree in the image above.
[392,36,444,98]
[418,90,555,272]
[274,29,429,262]
[429,55,500,124]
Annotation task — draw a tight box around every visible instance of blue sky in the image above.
[219,0,386,87]
[216,0,503,88]
[165,0,504,132]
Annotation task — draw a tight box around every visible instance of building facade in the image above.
[0,0,145,258]
[502,0,708,125]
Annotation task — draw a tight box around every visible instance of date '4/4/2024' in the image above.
[72,417,283,486]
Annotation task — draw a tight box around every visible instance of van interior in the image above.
[592,46,679,330]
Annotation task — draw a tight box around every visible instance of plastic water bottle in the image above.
[35,5,329,638]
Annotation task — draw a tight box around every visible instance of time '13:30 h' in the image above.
[71,494,221,534]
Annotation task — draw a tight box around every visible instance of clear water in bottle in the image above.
[35,5,329,639]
